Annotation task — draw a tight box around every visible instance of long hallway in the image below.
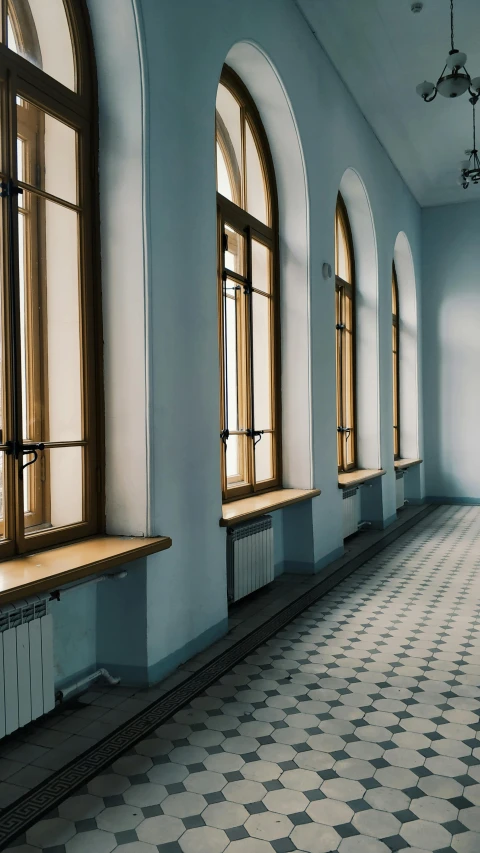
[7,506,480,853]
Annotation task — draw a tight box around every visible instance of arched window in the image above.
[0,1,100,556]
[392,262,400,459]
[216,66,280,500]
[335,194,356,472]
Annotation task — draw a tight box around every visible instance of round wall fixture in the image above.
[322,262,332,280]
[411,2,424,13]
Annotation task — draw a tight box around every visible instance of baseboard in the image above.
[147,616,229,686]
[282,560,316,575]
[314,545,345,572]
[426,496,480,505]
[97,617,229,688]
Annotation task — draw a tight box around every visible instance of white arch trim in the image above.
[225,41,313,488]
[339,168,380,470]
[394,231,420,460]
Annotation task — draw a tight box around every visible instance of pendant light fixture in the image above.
[416,0,480,101]
[459,97,480,188]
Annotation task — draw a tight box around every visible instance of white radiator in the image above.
[396,471,405,510]
[227,515,274,602]
[342,487,360,538]
[0,599,55,738]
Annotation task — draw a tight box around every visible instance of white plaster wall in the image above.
[422,201,480,500]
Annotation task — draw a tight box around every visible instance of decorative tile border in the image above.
[0,504,436,849]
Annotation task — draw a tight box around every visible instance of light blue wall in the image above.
[138,0,423,677]
[53,585,97,689]
[50,0,424,690]
[422,201,480,501]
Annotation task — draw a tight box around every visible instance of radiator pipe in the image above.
[50,571,128,601]
[56,667,121,704]
[358,521,372,530]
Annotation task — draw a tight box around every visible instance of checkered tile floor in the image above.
[8,505,480,853]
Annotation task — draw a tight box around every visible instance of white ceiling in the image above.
[297,0,480,207]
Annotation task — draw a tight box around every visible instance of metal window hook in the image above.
[6,440,45,477]
[246,428,264,446]
[21,444,45,473]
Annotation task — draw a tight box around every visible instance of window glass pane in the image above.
[335,289,342,468]
[226,435,248,488]
[344,293,355,467]
[246,121,268,225]
[336,211,351,283]
[0,453,5,539]
[216,143,233,202]
[216,84,242,206]
[225,282,240,433]
[226,433,239,480]
[252,239,270,294]
[392,278,398,316]
[252,291,272,431]
[393,351,398,424]
[7,14,18,52]
[17,137,24,182]
[20,191,82,443]
[24,446,83,534]
[8,0,76,92]
[17,98,77,205]
[224,225,244,276]
[0,205,5,443]
[255,432,273,483]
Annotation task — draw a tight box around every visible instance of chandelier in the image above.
[459,97,480,188]
[416,0,480,101]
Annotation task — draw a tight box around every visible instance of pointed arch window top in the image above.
[7,0,76,92]
[216,70,271,227]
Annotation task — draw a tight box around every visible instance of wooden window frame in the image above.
[335,193,357,473]
[0,0,104,559]
[392,262,400,460]
[216,65,281,502]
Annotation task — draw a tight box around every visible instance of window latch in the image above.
[336,323,346,330]
[220,429,229,446]
[6,440,45,474]
[246,428,264,446]
[0,180,23,199]
[223,278,241,292]
[337,427,352,442]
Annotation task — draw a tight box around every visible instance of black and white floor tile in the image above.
[6,504,480,853]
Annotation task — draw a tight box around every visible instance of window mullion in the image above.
[0,0,6,46]
[244,225,255,489]
[4,74,27,544]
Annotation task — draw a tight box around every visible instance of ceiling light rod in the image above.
[416,0,480,101]
[460,96,480,188]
